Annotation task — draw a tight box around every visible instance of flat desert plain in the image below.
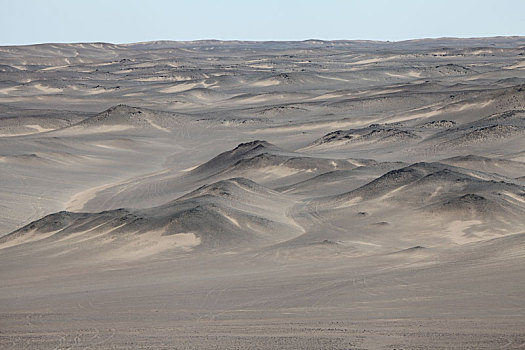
[0,38,525,349]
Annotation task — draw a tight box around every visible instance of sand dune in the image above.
[440,154,525,178]
[2,178,302,253]
[68,104,187,133]
[306,124,421,150]
[276,161,406,196]
[73,140,364,211]
[304,162,525,245]
[198,142,360,187]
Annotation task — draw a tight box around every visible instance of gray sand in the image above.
[1,38,524,349]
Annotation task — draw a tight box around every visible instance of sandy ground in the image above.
[0,38,524,349]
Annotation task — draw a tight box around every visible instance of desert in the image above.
[0,37,524,349]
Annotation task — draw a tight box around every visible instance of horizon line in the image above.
[2,35,524,48]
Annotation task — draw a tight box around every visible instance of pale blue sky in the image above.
[1,0,524,45]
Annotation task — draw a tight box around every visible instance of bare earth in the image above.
[0,38,524,349]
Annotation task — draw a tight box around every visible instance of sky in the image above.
[1,0,524,45]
